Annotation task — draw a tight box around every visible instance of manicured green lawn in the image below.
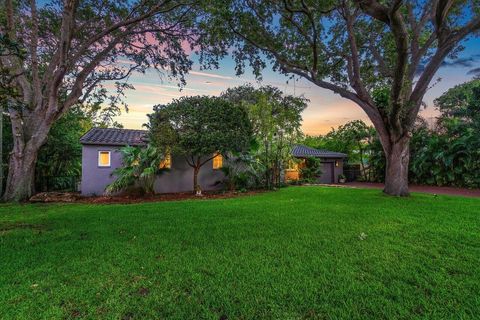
[1,187,479,319]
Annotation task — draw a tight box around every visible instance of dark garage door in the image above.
[319,162,334,184]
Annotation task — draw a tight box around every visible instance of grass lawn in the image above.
[1,186,479,319]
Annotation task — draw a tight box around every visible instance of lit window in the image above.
[159,153,172,169]
[98,151,111,167]
[212,152,223,169]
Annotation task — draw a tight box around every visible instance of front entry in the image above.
[319,162,334,184]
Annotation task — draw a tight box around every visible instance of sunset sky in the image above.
[114,37,480,135]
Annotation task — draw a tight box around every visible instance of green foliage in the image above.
[368,80,480,187]
[106,145,166,195]
[222,85,307,189]
[149,96,252,157]
[434,79,480,131]
[299,157,322,183]
[303,120,375,180]
[148,95,252,193]
[408,123,480,188]
[1,187,480,319]
[1,104,125,193]
[35,108,90,185]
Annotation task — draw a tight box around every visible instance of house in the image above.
[286,145,347,184]
[80,128,225,196]
[80,128,346,195]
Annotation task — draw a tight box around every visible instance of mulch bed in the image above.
[73,190,265,204]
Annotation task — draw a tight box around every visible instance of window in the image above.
[159,153,172,169]
[212,152,223,169]
[98,151,111,167]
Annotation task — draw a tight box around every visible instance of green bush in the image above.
[300,157,322,183]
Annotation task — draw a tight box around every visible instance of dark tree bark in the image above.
[187,154,218,196]
[383,137,410,196]
[193,165,201,196]
[4,147,38,201]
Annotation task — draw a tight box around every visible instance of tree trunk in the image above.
[383,137,410,196]
[193,166,202,196]
[3,143,39,201]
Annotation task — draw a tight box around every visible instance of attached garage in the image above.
[286,145,347,184]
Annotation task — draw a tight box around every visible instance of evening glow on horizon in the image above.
[113,38,480,135]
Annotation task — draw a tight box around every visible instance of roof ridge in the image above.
[89,127,147,131]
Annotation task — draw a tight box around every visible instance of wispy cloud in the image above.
[189,71,233,80]
[441,54,480,68]
[467,67,480,76]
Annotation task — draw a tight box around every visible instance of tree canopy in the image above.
[148,95,252,194]
[222,85,307,188]
[434,79,480,131]
[0,0,204,200]
[201,0,480,196]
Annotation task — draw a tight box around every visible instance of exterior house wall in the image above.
[81,145,225,196]
[284,157,344,184]
[154,155,225,194]
[81,145,124,196]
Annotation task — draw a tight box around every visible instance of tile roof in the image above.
[80,128,147,146]
[292,144,347,158]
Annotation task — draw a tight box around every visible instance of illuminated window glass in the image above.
[159,153,172,169]
[212,152,223,169]
[98,151,111,167]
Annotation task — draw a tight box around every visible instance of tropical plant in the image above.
[148,96,253,195]
[300,157,322,184]
[220,153,266,191]
[106,145,166,195]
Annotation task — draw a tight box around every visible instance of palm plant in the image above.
[105,145,166,195]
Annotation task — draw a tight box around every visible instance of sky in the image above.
[113,38,480,135]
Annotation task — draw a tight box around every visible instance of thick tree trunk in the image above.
[383,138,410,197]
[193,166,202,196]
[3,144,39,202]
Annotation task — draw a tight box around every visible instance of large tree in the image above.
[148,96,252,195]
[202,0,480,196]
[0,0,201,201]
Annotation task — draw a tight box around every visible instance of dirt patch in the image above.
[77,190,265,204]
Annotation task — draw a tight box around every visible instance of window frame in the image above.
[98,150,111,167]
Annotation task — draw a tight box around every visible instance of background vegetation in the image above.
[303,80,480,188]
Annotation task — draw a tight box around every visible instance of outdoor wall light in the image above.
[335,160,339,167]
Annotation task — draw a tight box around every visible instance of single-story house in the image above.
[286,145,347,184]
[80,128,346,196]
